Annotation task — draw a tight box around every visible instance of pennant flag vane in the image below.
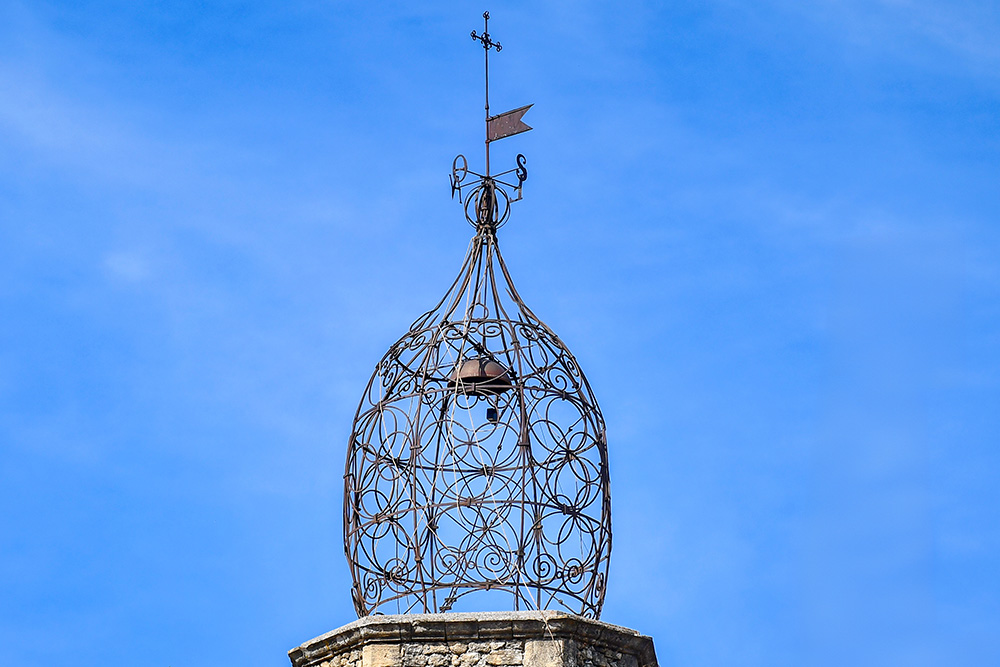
[487,104,533,143]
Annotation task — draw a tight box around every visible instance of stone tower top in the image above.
[289,612,657,667]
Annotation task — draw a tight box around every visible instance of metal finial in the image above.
[471,11,501,176]
[470,12,501,52]
[449,11,532,230]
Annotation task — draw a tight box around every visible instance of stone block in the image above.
[525,640,576,667]
[459,650,481,666]
[485,648,523,666]
[364,644,402,667]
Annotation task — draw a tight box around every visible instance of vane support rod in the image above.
[471,11,501,176]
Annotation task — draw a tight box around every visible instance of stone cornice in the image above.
[289,612,657,667]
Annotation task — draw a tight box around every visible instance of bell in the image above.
[448,357,512,396]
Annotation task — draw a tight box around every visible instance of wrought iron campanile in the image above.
[344,12,612,619]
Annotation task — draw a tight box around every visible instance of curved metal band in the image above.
[344,230,611,618]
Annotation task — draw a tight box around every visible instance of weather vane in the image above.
[343,11,612,619]
[450,11,532,230]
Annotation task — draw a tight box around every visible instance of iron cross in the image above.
[470,11,501,53]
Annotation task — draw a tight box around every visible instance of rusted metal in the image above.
[472,11,501,175]
[487,104,533,143]
[449,358,513,396]
[342,12,611,621]
[343,183,612,617]
[451,154,526,228]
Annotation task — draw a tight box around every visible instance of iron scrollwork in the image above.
[344,9,609,621]
[344,165,611,619]
[451,156,526,227]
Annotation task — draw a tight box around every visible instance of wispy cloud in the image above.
[0,61,209,192]
[784,0,1000,71]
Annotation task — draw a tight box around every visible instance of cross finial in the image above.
[470,11,501,53]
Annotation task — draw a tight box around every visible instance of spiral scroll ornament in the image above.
[344,173,612,619]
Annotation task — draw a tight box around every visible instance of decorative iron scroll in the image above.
[344,173,612,618]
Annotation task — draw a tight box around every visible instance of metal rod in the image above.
[484,11,491,177]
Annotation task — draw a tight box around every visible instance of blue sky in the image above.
[1,1,998,665]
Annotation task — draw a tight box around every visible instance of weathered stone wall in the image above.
[401,640,522,667]
[289,612,656,667]
[319,648,361,667]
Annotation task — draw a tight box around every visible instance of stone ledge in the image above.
[288,612,657,667]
